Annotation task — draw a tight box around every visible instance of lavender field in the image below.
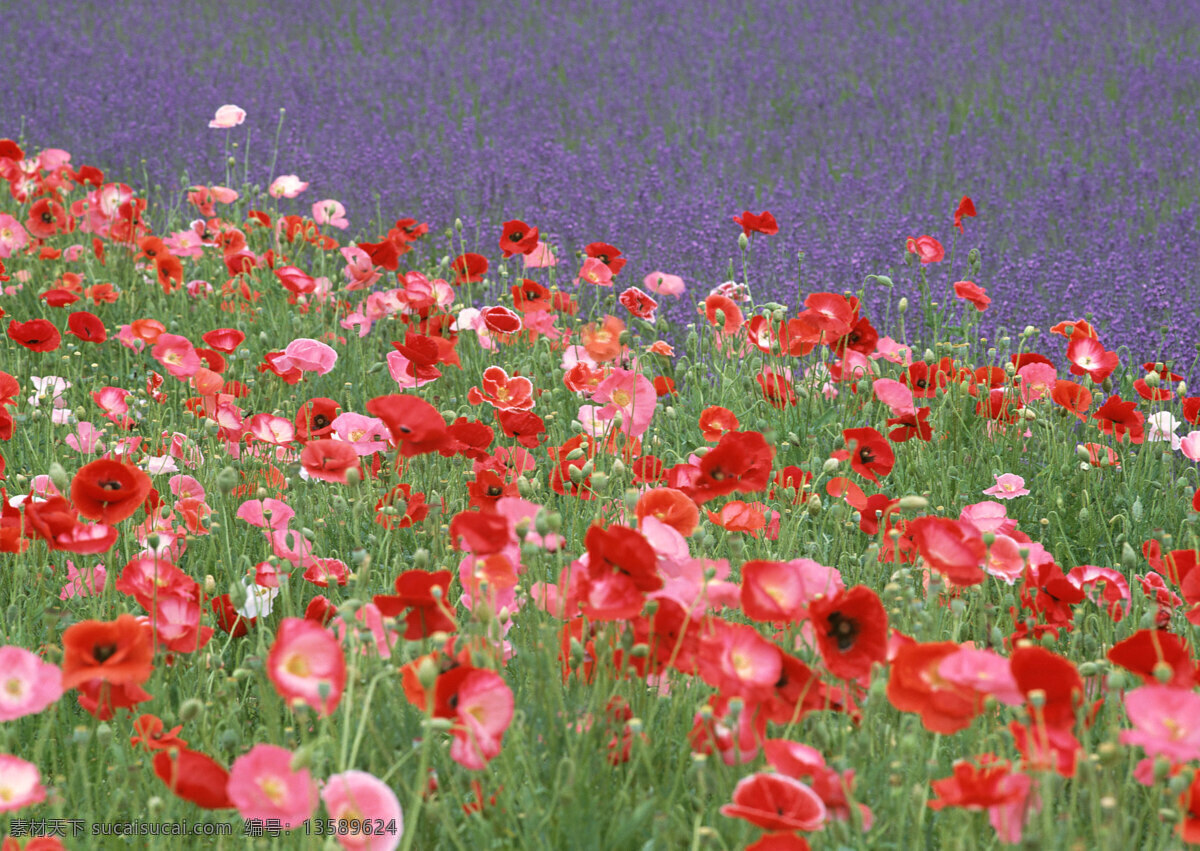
[5,0,1199,376]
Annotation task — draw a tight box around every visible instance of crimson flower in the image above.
[720,772,826,832]
[832,427,894,485]
[451,253,489,284]
[953,195,977,232]
[7,318,61,352]
[1092,394,1145,443]
[70,458,152,524]
[367,394,449,456]
[374,569,456,639]
[808,586,888,680]
[733,210,779,237]
[585,241,626,274]
[153,748,234,809]
[499,219,539,257]
[687,430,775,504]
[66,311,106,343]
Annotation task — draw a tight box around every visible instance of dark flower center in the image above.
[93,643,118,663]
[509,231,523,242]
[857,448,875,465]
[486,485,503,497]
[313,414,330,429]
[827,612,858,651]
[99,479,123,492]
[710,468,726,481]
[41,210,54,223]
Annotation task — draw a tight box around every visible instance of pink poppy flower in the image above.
[269,174,309,199]
[330,412,389,456]
[1016,363,1057,405]
[1182,431,1200,462]
[151,334,202,379]
[982,474,1029,499]
[267,617,346,716]
[450,669,515,770]
[208,104,247,129]
[320,770,403,851]
[1120,686,1200,762]
[0,213,29,258]
[59,560,107,600]
[386,350,440,390]
[0,755,46,811]
[905,235,945,263]
[576,257,613,287]
[283,338,338,375]
[979,533,1027,584]
[959,501,1017,536]
[64,421,106,454]
[938,647,1022,705]
[340,245,382,290]
[592,369,657,437]
[644,270,685,297]
[228,744,319,829]
[523,240,557,268]
[313,199,349,230]
[0,647,64,721]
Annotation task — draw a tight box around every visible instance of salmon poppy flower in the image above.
[905,235,944,263]
[267,617,346,717]
[153,748,234,809]
[1066,335,1119,383]
[699,406,739,442]
[299,440,362,484]
[808,585,888,680]
[500,219,539,257]
[576,257,613,287]
[907,516,987,586]
[733,210,779,237]
[635,488,699,537]
[7,318,61,352]
[60,613,154,690]
[467,366,535,411]
[451,253,488,284]
[953,280,990,311]
[928,755,1033,845]
[450,669,515,770]
[706,500,767,536]
[70,458,152,523]
[887,641,982,734]
[721,772,826,833]
[580,315,626,362]
[740,559,809,623]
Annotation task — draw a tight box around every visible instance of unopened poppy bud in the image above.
[568,465,585,484]
[897,297,908,314]
[1121,542,1138,570]
[1178,381,1188,396]
[1144,371,1161,388]
[590,472,609,491]
[548,512,563,533]
[425,717,454,732]
[344,467,361,485]
[565,447,586,461]
[822,457,840,473]
[454,217,463,232]
[535,511,551,537]
[48,462,70,492]
[807,496,822,516]
[204,574,216,595]
[1078,506,1090,521]
[1027,689,1046,708]
[569,638,586,669]
[898,495,928,512]
[738,233,749,251]
[179,698,205,723]
[981,531,996,547]
[1153,661,1174,683]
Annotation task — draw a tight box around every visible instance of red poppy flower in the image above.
[1010,646,1083,730]
[448,508,510,555]
[201,327,245,353]
[374,569,456,639]
[808,585,888,680]
[443,417,495,461]
[70,458,152,524]
[60,613,155,690]
[211,594,254,637]
[832,427,894,485]
[495,408,546,448]
[688,430,775,505]
[1050,379,1092,420]
[733,210,779,237]
[467,366,535,411]
[653,376,677,397]
[512,278,551,313]
[720,772,826,832]
[451,252,489,284]
[41,288,80,307]
[580,523,662,620]
[800,293,853,338]
[1107,629,1198,688]
[1066,335,1119,383]
[500,219,539,257]
[367,394,449,456]
[131,713,189,752]
[479,305,523,336]
[1092,394,1145,444]
[953,195,977,232]
[27,197,70,238]
[66,310,106,343]
[706,500,768,536]
[887,407,933,443]
[618,286,658,322]
[7,318,61,352]
[585,241,626,274]
[153,748,234,809]
[295,397,341,441]
[1181,773,1200,844]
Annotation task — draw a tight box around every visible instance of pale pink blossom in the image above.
[0,213,29,258]
[959,501,1017,536]
[331,412,389,456]
[0,756,45,812]
[59,560,107,600]
[982,473,1029,499]
[64,421,105,454]
[938,648,1023,705]
[0,647,64,720]
[283,338,338,375]
[644,270,685,297]
[1120,686,1200,762]
[208,104,246,128]
[1182,430,1200,462]
[450,669,514,770]
[340,245,382,290]
[1016,363,1057,404]
[576,257,613,287]
[522,240,557,268]
[269,174,309,199]
[313,199,349,230]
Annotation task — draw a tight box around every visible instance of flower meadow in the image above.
[1,121,1200,851]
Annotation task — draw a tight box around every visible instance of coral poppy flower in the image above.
[697,621,783,700]
[832,427,894,485]
[905,235,944,263]
[706,500,767,536]
[953,195,977,232]
[635,488,699,537]
[907,516,987,586]
[733,210,779,237]
[576,257,614,287]
[227,744,319,829]
[928,756,1033,844]
[70,458,152,523]
[299,440,362,484]
[500,219,539,257]
[153,748,233,809]
[699,406,739,442]
[953,280,990,311]
[27,197,70,239]
[267,617,346,717]
[644,270,685,297]
[689,430,775,505]
[60,613,154,690]
[1120,685,1200,762]
[740,559,809,623]
[1180,773,1200,844]
[367,394,449,456]
[467,366,535,411]
[808,585,888,680]
[451,252,488,284]
[1066,335,1119,383]
[801,292,853,338]
[580,315,626,362]
[887,641,982,734]
[721,772,826,832]
[66,310,106,343]
[320,770,403,850]
[7,318,61,352]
